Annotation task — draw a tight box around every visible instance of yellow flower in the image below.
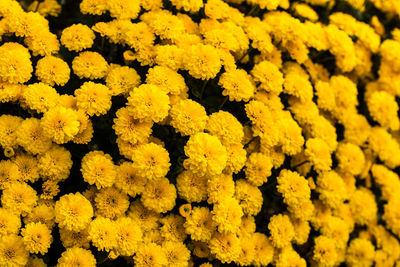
[159,214,187,242]
[141,177,177,213]
[0,235,29,267]
[0,114,22,149]
[24,203,55,229]
[317,171,348,209]
[59,227,90,249]
[184,206,216,242]
[127,84,170,123]
[24,30,60,56]
[23,82,59,113]
[81,151,116,189]
[106,65,141,96]
[176,170,208,203]
[368,127,400,169]
[209,233,241,264]
[245,152,273,186]
[80,0,107,15]
[35,55,70,86]
[183,132,227,176]
[131,142,170,180]
[182,43,222,80]
[0,208,21,237]
[162,241,191,267]
[134,242,167,267]
[94,187,129,219]
[61,24,95,52]
[350,187,377,226]
[72,51,109,79]
[21,222,52,254]
[114,161,147,198]
[313,235,338,267]
[114,217,142,256]
[12,153,40,183]
[41,106,80,144]
[235,179,263,216]
[1,182,37,216]
[277,169,311,209]
[206,110,244,145]
[88,216,117,252]
[169,99,208,136]
[57,247,96,267]
[146,66,187,95]
[212,196,244,234]
[107,0,141,19]
[54,192,93,231]
[75,81,112,116]
[320,216,350,249]
[304,138,332,172]
[113,107,153,144]
[37,144,72,181]
[251,60,284,95]
[0,42,32,84]
[268,214,295,248]
[224,143,247,174]
[170,0,203,12]
[346,238,375,267]
[252,232,274,266]
[275,246,306,267]
[367,90,399,130]
[128,200,161,232]
[219,69,255,102]
[335,142,365,176]
[155,44,183,71]
[383,195,400,237]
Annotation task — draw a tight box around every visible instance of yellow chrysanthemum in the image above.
[0,42,32,84]
[176,170,208,203]
[206,110,244,145]
[114,161,147,198]
[60,24,95,52]
[81,151,116,189]
[35,55,70,86]
[169,99,208,136]
[21,222,52,254]
[114,217,142,256]
[209,233,241,264]
[1,182,38,216]
[141,177,177,213]
[54,192,94,231]
[75,81,112,116]
[134,242,167,267]
[219,69,255,102]
[59,227,90,249]
[106,65,141,96]
[268,214,295,248]
[0,208,21,237]
[37,144,72,181]
[57,247,96,267]
[23,82,59,113]
[72,51,109,79]
[94,187,129,219]
[245,152,273,186]
[0,235,29,267]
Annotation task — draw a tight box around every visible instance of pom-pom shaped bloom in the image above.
[170,99,208,136]
[235,179,263,216]
[113,107,153,144]
[245,152,273,186]
[1,182,37,216]
[23,82,59,113]
[0,208,21,237]
[80,0,107,15]
[304,138,332,172]
[146,66,187,95]
[61,24,95,52]
[170,0,203,13]
[126,84,170,123]
[21,222,52,254]
[114,161,147,198]
[219,69,255,102]
[107,0,141,19]
[224,143,247,174]
[0,42,32,84]
[24,203,55,229]
[59,227,90,249]
[251,60,284,95]
[0,235,29,267]
[41,106,80,144]
[106,65,141,96]
[72,51,109,79]
[131,142,171,180]
[206,111,244,145]
[163,241,191,267]
[0,114,23,148]
[212,197,244,234]
[317,171,348,209]
[268,214,295,248]
[57,247,96,267]
[81,151,116,189]
[183,44,222,80]
[114,217,142,256]
[382,196,400,237]
[55,192,94,231]
[38,144,72,180]
[277,169,310,209]
[0,160,21,190]
[367,90,399,130]
[349,187,377,226]
[75,82,112,116]
[141,177,177,213]
[346,238,375,267]
[176,170,208,203]
[335,142,365,176]
[209,233,241,264]
[12,153,40,183]
[94,187,129,219]
[184,132,227,176]
[134,242,167,267]
[184,207,216,242]
[35,55,70,86]
[313,235,338,267]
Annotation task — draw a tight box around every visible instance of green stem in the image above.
[219,96,229,109]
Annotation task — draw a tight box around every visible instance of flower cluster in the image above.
[0,0,400,266]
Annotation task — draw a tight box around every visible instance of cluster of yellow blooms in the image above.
[1,0,400,266]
